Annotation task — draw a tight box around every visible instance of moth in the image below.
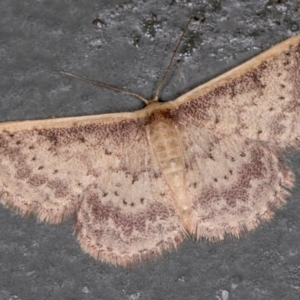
[1,21,300,266]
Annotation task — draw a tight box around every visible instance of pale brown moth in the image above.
[1,19,300,266]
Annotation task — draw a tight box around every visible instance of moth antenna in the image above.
[153,16,196,102]
[61,17,195,105]
[60,71,149,104]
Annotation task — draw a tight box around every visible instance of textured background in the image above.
[1,0,300,299]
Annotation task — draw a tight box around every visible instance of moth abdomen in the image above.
[148,118,192,230]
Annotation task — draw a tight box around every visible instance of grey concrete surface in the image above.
[0,0,300,299]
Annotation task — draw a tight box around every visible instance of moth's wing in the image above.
[177,122,294,240]
[0,117,105,223]
[174,35,300,148]
[74,124,186,265]
[0,114,185,266]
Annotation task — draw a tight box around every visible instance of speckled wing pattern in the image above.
[0,35,300,266]
[175,35,300,147]
[178,126,293,240]
[172,34,300,240]
[0,118,185,266]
